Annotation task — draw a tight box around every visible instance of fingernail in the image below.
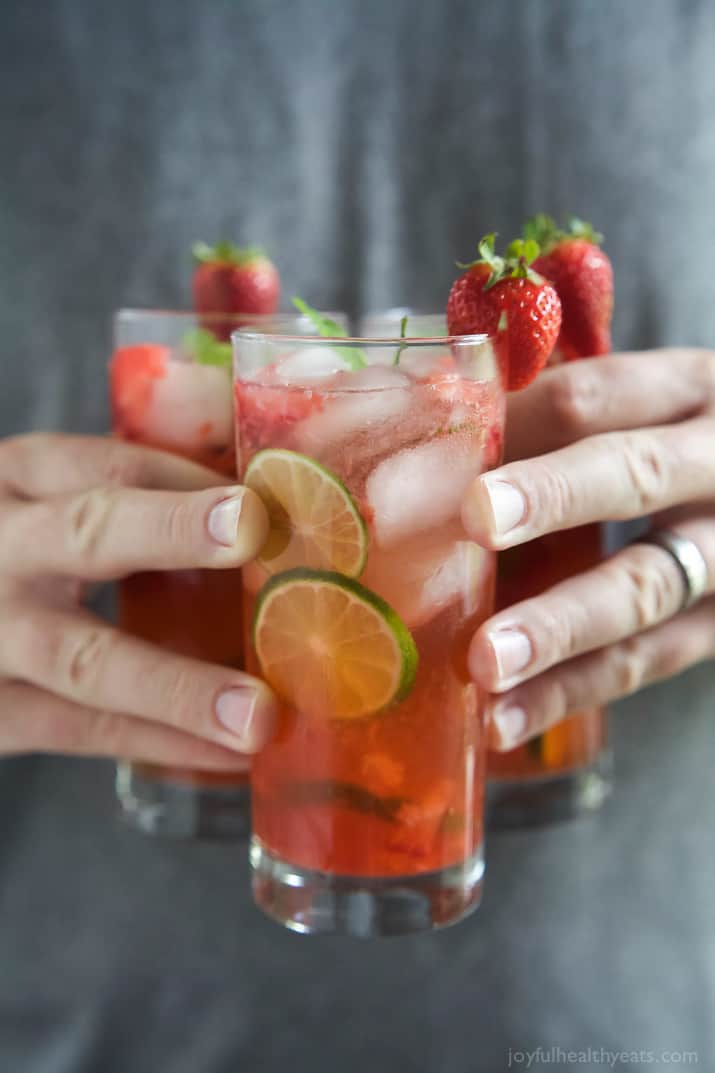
[488,627,532,684]
[215,686,258,747]
[208,491,245,547]
[490,702,528,749]
[483,478,526,536]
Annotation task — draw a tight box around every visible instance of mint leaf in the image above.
[182,328,232,368]
[393,315,408,366]
[291,297,347,338]
[291,296,367,370]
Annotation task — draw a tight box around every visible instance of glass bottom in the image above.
[115,761,251,840]
[250,838,484,937]
[486,748,613,830]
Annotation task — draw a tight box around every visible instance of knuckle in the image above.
[164,663,206,734]
[102,442,147,488]
[548,365,602,437]
[533,602,579,665]
[526,458,576,528]
[614,636,649,695]
[163,498,195,550]
[608,548,682,631]
[59,625,113,695]
[620,432,669,513]
[64,487,114,561]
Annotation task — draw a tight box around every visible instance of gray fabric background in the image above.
[1,1,714,1070]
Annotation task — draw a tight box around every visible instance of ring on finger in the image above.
[635,528,708,610]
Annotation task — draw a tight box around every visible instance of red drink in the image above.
[109,311,249,835]
[488,524,607,780]
[233,331,505,934]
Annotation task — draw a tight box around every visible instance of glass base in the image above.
[486,749,613,830]
[115,762,251,840]
[250,838,484,937]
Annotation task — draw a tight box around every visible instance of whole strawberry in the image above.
[528,215,613,361]
[447,234,562,390]
[192,241,280,324]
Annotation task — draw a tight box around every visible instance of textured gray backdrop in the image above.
[1,1,714,1071]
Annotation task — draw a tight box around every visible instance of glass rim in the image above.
[114,308,346,324]
[232,330,493,347]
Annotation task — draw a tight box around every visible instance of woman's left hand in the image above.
[462,348,715,750]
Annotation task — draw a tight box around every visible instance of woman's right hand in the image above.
[0,433,276,770]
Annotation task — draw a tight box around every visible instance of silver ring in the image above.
[637,528,709,610]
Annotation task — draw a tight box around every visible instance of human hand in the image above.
[0,433,276,767]
[462,349,715,749]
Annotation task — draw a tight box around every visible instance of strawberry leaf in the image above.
[290,297,367,370]
[504,238,540,266]
[522,213,560,248]
[478,232,498,262]
[192,241,266,266]
[566,216,604,245]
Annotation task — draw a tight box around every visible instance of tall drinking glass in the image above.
[233,329,505,935]
[486,527,612,825]
[109,309,347,838]
[361,312,612,827]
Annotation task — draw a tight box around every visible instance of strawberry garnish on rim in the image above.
[192,241,280,339]
[446,233,562,390]
[527,214,614,362]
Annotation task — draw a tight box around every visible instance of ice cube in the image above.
[295,366,412,457]
[274,346,351,385]
[366,433,482,548]
[362,524,487,627]
[143,362,233,450]
[330,365,412,391]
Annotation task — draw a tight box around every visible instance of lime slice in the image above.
[244,448,368,577]
[253,568,418,720]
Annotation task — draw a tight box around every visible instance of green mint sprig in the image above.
[291,297,367,370]
[182,328,233,368]
[392,315,408,366]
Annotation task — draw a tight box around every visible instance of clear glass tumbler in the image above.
[233,328,505,935]
[362,311,612,827]
[110,309,347,838]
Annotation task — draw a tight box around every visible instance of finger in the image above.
[470,512,715,692]
[504,349,715,462]
[0,681,252,769]
[486,595,715,750]
[462,415,715,549]
[0,605,277,755]
[0,434,230,498]
[0,483,269,579]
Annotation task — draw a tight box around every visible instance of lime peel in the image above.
[244,448,368,578]
[253,567,418,720]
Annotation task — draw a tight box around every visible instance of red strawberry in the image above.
[109,344,170,436]
[446,234,562,390]
[528,215,613,361]
[192,242,280,338]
